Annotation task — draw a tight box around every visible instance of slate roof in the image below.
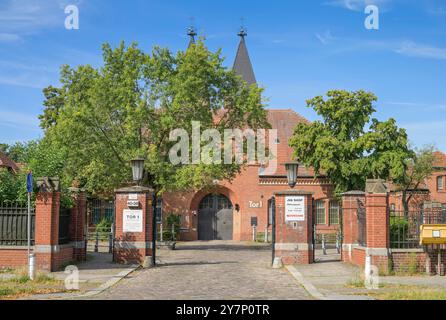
[232,30,257,86]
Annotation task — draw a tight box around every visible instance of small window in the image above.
[329,201,340,225]
[274,138,280,144]
[315,200,326,225]
[390,203,396,213]
[438,176,444,191]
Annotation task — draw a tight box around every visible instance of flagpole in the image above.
[27,190,31,262]
[26,171,34,280]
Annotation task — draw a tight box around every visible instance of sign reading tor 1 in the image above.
[285,196,305,222]
[123,209,143,233]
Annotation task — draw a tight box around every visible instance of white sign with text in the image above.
[285,196,305,222]
[123,209,143,233]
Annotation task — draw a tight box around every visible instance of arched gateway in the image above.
[198,194,233,240]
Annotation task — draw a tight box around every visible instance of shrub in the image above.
[95,219,112,240]
[390,216,409,247]
[162,213,181,241]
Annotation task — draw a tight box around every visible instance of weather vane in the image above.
[238,17,247,37]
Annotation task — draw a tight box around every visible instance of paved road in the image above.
[92,241,310,300]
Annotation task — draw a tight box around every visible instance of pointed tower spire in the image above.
[187,19,197,48]
[233,26,256,86]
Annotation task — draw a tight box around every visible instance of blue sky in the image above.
[0,0,445,151]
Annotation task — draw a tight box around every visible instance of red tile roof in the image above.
[0,150,19,173]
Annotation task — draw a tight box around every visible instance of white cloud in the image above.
[315,30,335,45]
[325,0,391,12]
[395,41,446,60]
[0,110,40,129]
[0,33,22,43]
[0,0,83,38]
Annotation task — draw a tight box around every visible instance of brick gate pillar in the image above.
[365,179,390,273]
[35,177,60,272]
[341,191,365,263]
[114,186,154,265]
[69,187,87,262]
[273,191,314,265]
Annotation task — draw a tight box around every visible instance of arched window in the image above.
[199,194,232,210]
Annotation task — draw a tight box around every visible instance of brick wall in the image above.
[0,185,87,272]
[0,248,29,269]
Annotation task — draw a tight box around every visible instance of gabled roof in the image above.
[233,29,256,86]
[0,150,19,173]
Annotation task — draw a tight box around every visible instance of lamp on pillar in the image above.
[131,158,145,185]
[284,161,300,188]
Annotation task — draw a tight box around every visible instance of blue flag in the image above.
[26,172,33,194]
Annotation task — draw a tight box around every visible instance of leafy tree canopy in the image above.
[40,40,269,196]
[392,145,435,212]
[289,90,412,195]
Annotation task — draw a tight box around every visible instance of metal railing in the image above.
[357,206,367,246]
[0,202,35,246]
[87,225,114,253]
[389,209,446,249]
[59,208,71,245]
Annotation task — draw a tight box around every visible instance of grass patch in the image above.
[370,284,446,300]
[0,268,14,274]
[346,277,365,288]
[0,271,65,300]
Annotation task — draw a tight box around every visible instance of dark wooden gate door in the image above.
[198,194,233,240]
[216,209,233,240]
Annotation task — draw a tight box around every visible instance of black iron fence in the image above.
[357,206,367,246]
[0,202,35,246]
[59,208,71,245]
[88,199,115,225]
[390,209,446,249]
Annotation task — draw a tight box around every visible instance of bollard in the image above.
[95,231,99,253]
[160,223,163,242]
[365,255,372,279]
[322,234,327,255]
[29,253,35,280]
[171,224,175,242]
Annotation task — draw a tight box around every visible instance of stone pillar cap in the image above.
[115,186,154,193]
[342,191,366,196]
[365,179,388,194]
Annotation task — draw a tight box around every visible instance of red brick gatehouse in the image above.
[159,30,339,242]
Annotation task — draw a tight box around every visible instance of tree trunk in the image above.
[402,190,409,217]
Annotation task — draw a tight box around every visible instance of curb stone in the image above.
[19,265,139,300]
[285,265,374,301]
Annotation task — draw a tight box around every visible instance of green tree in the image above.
[39,86,65,130]
[40,40,269,196]
[393,145,435,214]
[0,168,25,203]
[289,90,412,195]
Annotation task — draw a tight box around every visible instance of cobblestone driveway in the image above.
[92,241,310,300]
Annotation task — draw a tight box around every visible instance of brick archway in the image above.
[190,186,241,241]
